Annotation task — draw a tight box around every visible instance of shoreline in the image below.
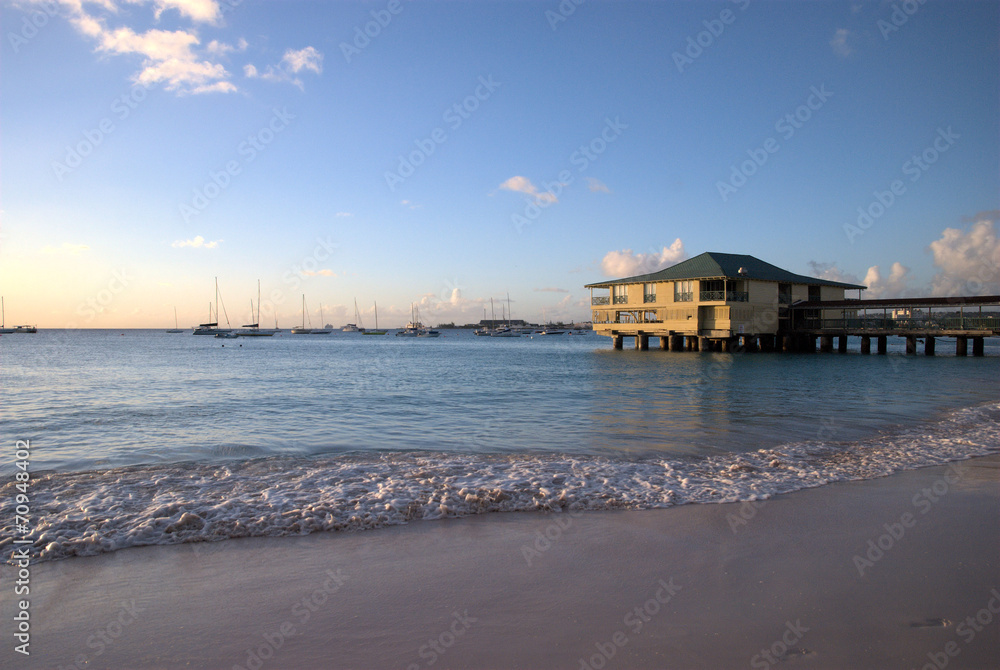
[3,455,998,669]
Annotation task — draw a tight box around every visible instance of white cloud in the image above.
[498,176,559,205]
[600,238,687,277]
[303,269,336,277]
[808,260,912,298]
[171,235,221,249]
[244,45,324,89]
[534,287,569,293]
[862,262,911,298]
[48,1,237,95]
[830,28,853,57]
[586,178,610,193]
[206,37,247,56]
[152,0,222,25]
[283,46,323,74]
[334,212,353,217]
[929,217,1000,296]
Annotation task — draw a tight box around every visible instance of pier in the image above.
[587,252,999,356]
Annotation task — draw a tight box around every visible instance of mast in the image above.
[374,301,378,330]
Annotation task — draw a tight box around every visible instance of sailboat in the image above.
[166,307,184,333]
[312,303,333,335]
[291,295,313,334]
[0,298,36,334]
[343,299,366,332]
[193,278,232,335]
[236,281,276,336]
[490,294,519,337]
[362,301,387,335]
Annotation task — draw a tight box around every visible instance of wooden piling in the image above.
[956,336,968,356]
[860,336,871,355]
[612,335,622,350]
[838,335,848,354]
[877,336,887,355]
[973,337,984,356]
[638,334,649,351]
[820,336,834,353]
[659,336,669,351]
[924,336,935,356]
[905,336,916,354]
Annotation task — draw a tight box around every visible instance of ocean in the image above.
[2,329,998,562]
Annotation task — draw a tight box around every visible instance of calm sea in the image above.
[2,329,998,561]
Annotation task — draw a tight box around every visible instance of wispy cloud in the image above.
[534,287,569,293]
[600,238,687,277]
[498,176,558,205]
[244,46,323,89]
[303,269,336,277]
[586,177,610,193]
[830,28,853,57]
[42,242,90,254]
[334,212,353,217]
[172,235,222,249]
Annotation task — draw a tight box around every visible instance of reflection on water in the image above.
[1,329,997,473]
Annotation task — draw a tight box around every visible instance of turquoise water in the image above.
[1,329,997,561]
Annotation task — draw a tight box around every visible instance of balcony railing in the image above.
[643,294,656,303]
[699,291,749,302]
[591,296,610,305]
[674,292,693,302]
[613,295,629,305]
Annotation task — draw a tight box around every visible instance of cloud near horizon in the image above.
[171,235,221,249]
[929,216,1000,296]
[600,238,687,277]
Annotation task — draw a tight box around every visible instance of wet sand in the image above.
[3,455,998,669]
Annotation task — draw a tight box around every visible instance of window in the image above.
[674,280,694,302]
[778,283,792,304]
[643,283,656,303]
[613,285,628,304]
[808,285,821,302]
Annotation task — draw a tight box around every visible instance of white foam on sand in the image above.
[4,401,998,563]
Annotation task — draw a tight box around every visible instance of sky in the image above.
[1,0,998,329]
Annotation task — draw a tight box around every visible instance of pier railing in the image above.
[797,316,999,332]
[591,296,610,305]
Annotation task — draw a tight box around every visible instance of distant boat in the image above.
[291,295,313,334]
[312,304,333,335]
[362,301,387,335]
[1,297,35,334]
[490,293,519,337]
[396,304,439,337]
[343,299,367,333]
[215,331,240,339]
[193,278,233,335]
[166,307,184,333]
[236,281,276,336]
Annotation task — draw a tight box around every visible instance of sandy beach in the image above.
[4,455,998,669]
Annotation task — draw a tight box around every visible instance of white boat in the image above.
[490,294,520,337]
[395,304,438,337]
[166,307,184,333]
[362,301,387,335]
[193,278,233,335]
[236,281,276,336]
[343,299,367,332]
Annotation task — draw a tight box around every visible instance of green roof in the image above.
[585,252,866,290]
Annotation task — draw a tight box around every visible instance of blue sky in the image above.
[1,0,998,328]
